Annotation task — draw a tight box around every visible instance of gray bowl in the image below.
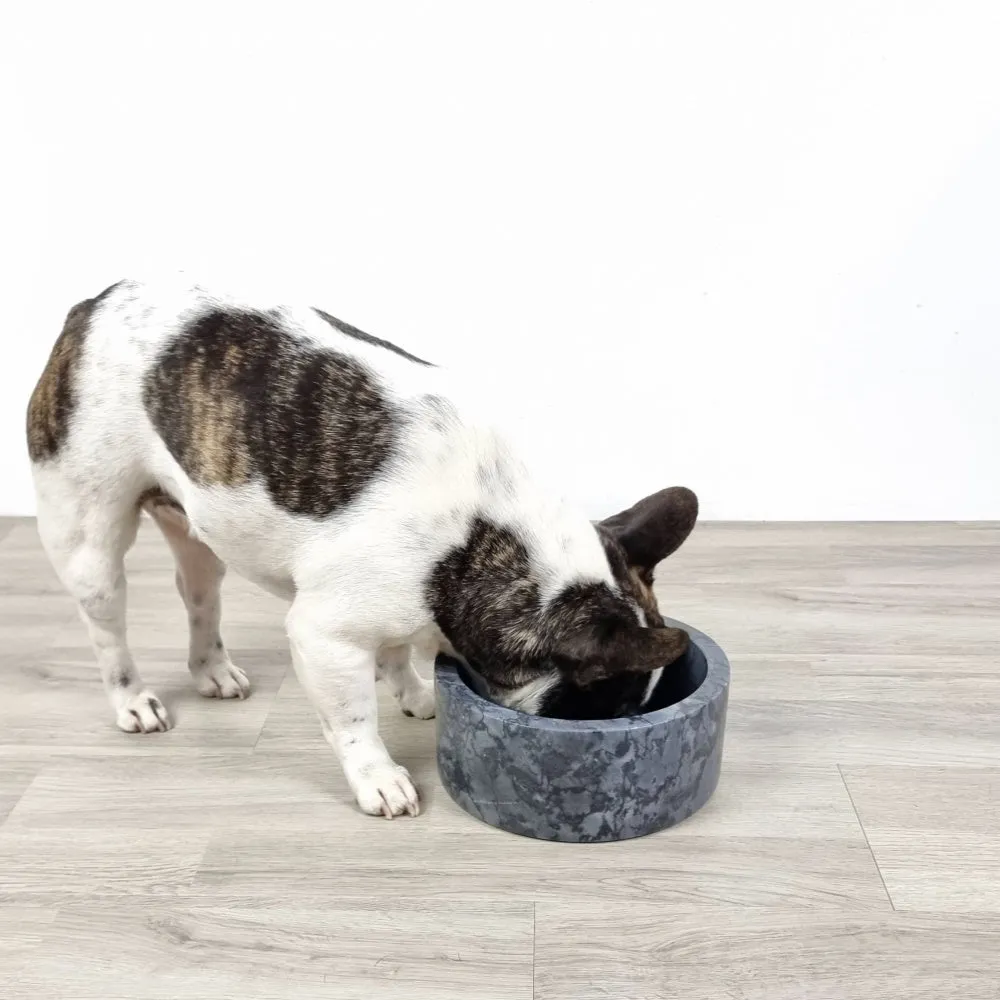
[434,618,729,843]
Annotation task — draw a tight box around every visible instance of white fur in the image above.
[31,277,620,818]
[498,672,561,715]
[642,666,664,707]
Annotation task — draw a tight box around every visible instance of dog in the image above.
[26,277,698,818]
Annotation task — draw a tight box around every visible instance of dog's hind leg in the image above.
[376,644,436,719]
[33,467,171,733]
[145,497,249,700]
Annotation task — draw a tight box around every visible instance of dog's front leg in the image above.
[286,597,420,818]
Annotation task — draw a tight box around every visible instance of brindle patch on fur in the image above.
[597,526,667,629]
[429,518,536,682]
[26,282,122,462]
[628,568,664,626]
[143,309,399,518]
[312,308,431,366]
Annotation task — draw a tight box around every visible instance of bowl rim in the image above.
[434,617,730,735]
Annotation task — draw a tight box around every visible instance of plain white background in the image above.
[2,1,998,519]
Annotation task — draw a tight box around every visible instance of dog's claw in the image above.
[352,763,420,819]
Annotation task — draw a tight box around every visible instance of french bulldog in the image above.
[27,277,697,817]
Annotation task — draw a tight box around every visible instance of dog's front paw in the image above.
[191,659,250,699]
[399,679,436,720]
[351,762,420,819]
[116,690,172,733]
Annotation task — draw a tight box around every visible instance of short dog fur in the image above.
[27,277,698,818]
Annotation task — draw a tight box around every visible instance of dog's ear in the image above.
[600,486,698,576]
[557,621,689,686]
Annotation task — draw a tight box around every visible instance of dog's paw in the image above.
[116,690,172,733]
[352,763,420,819]
[191,659,250,699]
[399,679,436,720]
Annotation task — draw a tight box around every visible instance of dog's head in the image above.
[441,486,698,719]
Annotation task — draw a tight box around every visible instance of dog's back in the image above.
[29,278,612,604]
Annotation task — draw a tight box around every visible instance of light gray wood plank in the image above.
[4,754,359,830]
[0,826,213,897]
[672,543,1000,587]
[0,598,77,657]
[0,904,60,988]
[0,647,288,757]
[678,521,1000,546]
[534,904,1000,1000]
[667,525,1000,584]
[656,580,1000,656]
[0,760,43,825]
[843,766,1000,912]
[0,516,34,529]
[193,811,889,909]
[0,523,64,597]
[4,753,881,908]
[837,544,1000,587]
[0,904,59,957]
[669,763,866,839]
[721,658,1000,767]
[6,754,869,848]
[733,651,1000,675]
[9,900,533,1000]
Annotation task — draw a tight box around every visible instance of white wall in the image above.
[3,1,999,519]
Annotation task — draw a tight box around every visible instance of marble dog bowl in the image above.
[435,618,729,843]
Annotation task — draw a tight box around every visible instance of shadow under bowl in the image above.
[434,618,730,843]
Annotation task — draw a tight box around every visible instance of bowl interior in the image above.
[451,638,709,721]
[642,640,708,712]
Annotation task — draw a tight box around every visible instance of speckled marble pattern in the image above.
[435,619,730,842]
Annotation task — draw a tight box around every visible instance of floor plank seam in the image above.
[837,763,896,912]
[249,664,291,753]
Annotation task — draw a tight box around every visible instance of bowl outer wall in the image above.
[434,619,730,843]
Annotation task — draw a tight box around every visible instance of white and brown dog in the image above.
[26,277,697,818]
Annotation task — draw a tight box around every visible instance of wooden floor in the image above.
[1,517,998,999]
